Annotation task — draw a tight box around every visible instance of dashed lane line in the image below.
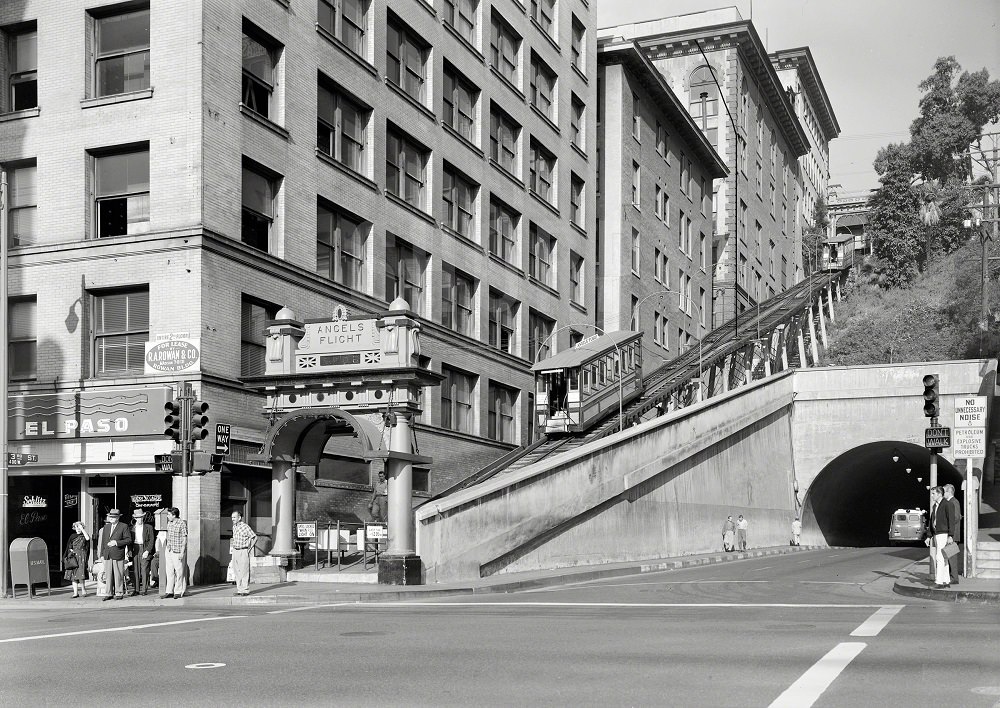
[324,601,900,609]
[267,602,359,615]
[0,615,247,644]
[768,642,867,708]
[850,606,903,637]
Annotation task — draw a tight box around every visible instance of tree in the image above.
[802,197,829,273]
[868,143,922,287]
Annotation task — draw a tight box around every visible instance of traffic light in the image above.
[164,400,182,442]
[922,373,939,418]
[190,400,210,441]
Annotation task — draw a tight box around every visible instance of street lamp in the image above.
[534,323,624,434]
[632,289,707,401]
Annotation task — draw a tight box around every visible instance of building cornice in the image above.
[769,47,841,142]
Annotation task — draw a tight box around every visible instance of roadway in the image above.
[1,547,997,707]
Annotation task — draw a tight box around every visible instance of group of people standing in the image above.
[721,515,749,552]
[927,483,962,588]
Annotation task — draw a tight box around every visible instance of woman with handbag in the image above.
[64,521,91,598]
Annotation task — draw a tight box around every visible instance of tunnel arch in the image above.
[801,440,962,547]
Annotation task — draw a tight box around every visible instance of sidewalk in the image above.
[2,544,830,609]
[891,558,1000,605]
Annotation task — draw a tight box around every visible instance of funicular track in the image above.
[428,269,845,499]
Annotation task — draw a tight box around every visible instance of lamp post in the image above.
[534,323,623,434]
[1,170,8,599]
[632,289,707,400]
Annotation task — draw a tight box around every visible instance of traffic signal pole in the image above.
[179,381,192,523]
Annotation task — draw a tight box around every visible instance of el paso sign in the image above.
[8,387,173,439]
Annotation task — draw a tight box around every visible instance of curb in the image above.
[892,580,1000,606]
[0,545,826,609]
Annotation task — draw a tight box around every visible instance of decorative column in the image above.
[386,412,414,555]
[269,456,297,558]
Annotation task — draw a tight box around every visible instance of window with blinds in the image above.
[92,288,148,375]
[9,296,36,379]
[241,297,278,377]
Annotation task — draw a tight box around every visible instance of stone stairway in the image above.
[977,541,1000,578]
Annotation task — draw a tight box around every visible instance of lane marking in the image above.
[337,601,899,609]
[850,606,903,637]
[186,663,226,669]
[800,581,863,585]
[267,602,359,615]
[751,566,775,572]
[0,615,246,644]
[529,580,772,592]
[795,560,812,563]
[769,642,867,708]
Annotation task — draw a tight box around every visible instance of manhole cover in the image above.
[340,631,388,637]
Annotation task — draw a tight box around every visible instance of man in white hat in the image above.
[98,509,132,601]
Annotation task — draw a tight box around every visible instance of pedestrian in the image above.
[97,509,132,601]
[64,521,91,598]
[943,484,962,585]
[229,510,258,597]
[129,509,155,596]
[162,507,188,599]
[791,517,802,546]
[369,471,388,522]
[722,516,736,552]
[736,514,748,551]
[927,486,957,588]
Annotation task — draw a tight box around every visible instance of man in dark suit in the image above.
[943,483,963,585]
[928,487,957,588]
[129,509,155,596]
[99,509,132,600]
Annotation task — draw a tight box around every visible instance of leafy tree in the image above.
[868,143,922,287]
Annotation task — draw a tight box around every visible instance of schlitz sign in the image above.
[8,387,173,440]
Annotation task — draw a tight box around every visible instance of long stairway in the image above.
[976,481,1000,578]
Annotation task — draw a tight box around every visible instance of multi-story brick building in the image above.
[596,39,727,368]
[1,0,597,582]
[598,9,813,327]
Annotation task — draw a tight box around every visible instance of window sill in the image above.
[570,222,588,238]
[315,24,379,78]
[239,104,290,140]
[530,105,560,135]
[443,22,485,63]
[490,159,525,190]
[386,191,436,226]
[315,148,379,193]
[271,0,290,7]
[490,66,525,103]
[413,0,438,19]
[385,80,437,123]
[572,65,588,84]
[571,143,588,161]
[530,19,560,54]
[0,107,39,123]
[529,189,559,216]
[570,300,587,315]
[442,224,484,254]
[488,251,526,278]
[510,0,527,13]
[442,123,484,158]
[528,275,559,298]
[80,88,153,109]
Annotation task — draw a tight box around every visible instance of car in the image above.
[888,508,926,545]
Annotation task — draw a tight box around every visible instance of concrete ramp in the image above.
[417,372,799,584]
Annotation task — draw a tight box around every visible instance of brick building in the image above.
[1,0,597,582]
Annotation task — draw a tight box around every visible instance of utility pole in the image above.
[1,171,8,599]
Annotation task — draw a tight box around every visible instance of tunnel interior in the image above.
[802,441,963,547]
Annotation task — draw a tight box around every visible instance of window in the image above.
[630,296,639,331]
[529,54,556,120]
[739,254,747,286]
[571,16,585,72]
[490,104,519,173]
[441,263,475,336]
[489,197,519,265]
[444,0,477,44]
[94,146,150,238]
[8,297,36,379]
[701,178,710,215]
[755,220,763,257]
[488,382,517,443]
[528,223,554,285]
[442,366,475,433]
[654,247,662,282]
[317,0,368,57]
[699,288,707,327]
[488,289,518,354]
[317,201,367,290]
[530,0,554,37]
[756,114,764,153]
[678,210,685,253]
[738,135,748,175]
[655,122,666,158]
[94,8,150,97]
[569,329,584,347]
[490,13,520,84]
[317,80,368,173]
[242,161,278,252]
[242,25,279,119]
[770,182,776,218]
[443,64,478,142]
[528,310,554,362]
[680,153,689,195]
[92,288,149,375]
[631,228,640,274]
[387,16,427,103]
[385,127,428,209]
[755,160,762,198]
[529,140,555,203]
[241,297,278,377]
[385,234,427,315]
[631,161,640,206]
[632,94,640,139]
[570,94,585,150]
[769,240,776,277]
[443,164,477,238]
[661,252,670,289]
[570,174,584,227]
[700,233,707,270]
[781,256,788,289]
[740,78,750,131]
[689,65,719,147]
[739,200,747,240]
[654,186,663,220]
[7,162,36,247]
[569,251,584,304]
[6,26,36,111]
[770,129,777,178]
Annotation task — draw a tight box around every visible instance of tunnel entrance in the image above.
[802,441,963,547]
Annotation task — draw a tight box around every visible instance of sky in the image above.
[595,0,1000,196]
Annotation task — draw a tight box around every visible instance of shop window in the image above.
[92,287,149,375]
[93,7,149,97]
[9,296,36,380]
[94,145,150,238]
[241,296,278,376]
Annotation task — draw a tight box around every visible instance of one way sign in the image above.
[216,424,231,456]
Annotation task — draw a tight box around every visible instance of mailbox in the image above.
[9,537,51,599]
[153,508,170,532]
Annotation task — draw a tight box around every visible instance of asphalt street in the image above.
[1,547,997,708]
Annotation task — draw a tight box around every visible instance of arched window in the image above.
[690,65,719,147]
